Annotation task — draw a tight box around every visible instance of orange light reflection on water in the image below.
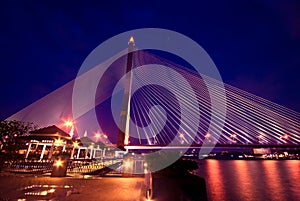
[262,160,288,201]
[206,159,226,201]
[233,160,254,201]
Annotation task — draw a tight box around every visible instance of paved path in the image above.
[0,174,147,201]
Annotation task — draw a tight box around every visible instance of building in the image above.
[21,125,73,160]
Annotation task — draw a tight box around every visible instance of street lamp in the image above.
[63,120,74,138]
[124,160,131,168]
[54,159,63,167]
[54,138,66,153]
[54,138,63,146]
[95,133,101,142]
[64,120,73,127]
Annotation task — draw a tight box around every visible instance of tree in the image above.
[0,120,38,152]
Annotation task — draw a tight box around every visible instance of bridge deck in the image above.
[125,143,300,150]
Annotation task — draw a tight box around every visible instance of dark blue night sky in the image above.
[1,0,300,120]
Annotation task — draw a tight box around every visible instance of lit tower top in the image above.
[125,36,134,73]
[129,36,135,44]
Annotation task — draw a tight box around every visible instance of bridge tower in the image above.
[117,37,135,149]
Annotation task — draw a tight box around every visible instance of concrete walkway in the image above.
[0,174,147,201]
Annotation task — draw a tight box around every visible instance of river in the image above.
[195,159,299,201]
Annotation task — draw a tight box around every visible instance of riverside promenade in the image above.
[0,173,147,201]
[0,171,208,201]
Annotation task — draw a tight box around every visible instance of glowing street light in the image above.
[95,133,101,142]
[54,159,63,167]
[123,159,133,175]
[73,141,79,148]
[124,160,131,168]
[54,138,66,153]
[64,120,73,127]
[54,138,63,146]
[63,119,75,138]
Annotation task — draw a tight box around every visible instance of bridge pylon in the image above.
[117,37,135,150]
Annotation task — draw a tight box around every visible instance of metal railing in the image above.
[2,160,53,174]
[1,158,122,175]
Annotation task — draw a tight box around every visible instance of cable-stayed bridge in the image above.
[126,51,299,146]
[7,38,300,150]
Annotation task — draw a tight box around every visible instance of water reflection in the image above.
[232,160,254,201]
[197,160,299,201]
[204,159,226,201]
[262,161,285,201]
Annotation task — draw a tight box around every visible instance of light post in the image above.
[64,120,74,138]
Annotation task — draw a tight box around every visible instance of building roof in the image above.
[79,136,94,147]
[79,136,106,148]
[27,125,71,139]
